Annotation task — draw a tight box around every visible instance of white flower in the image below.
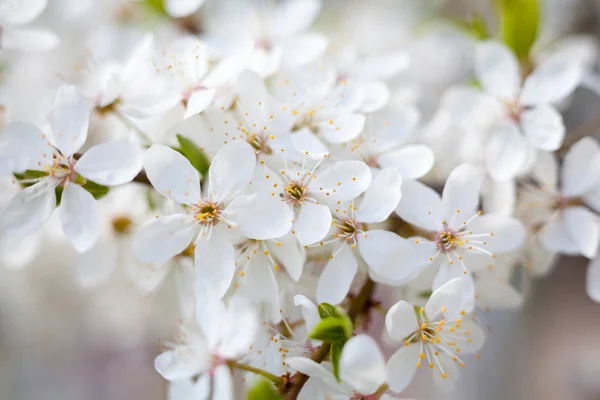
[385,277,483,393]
[252,151,372,249]
[155,279,259,400]
[153,36,249,120]
[519,138,600,259]
[449,41,582,181]
[204,0,327,77]
[0,85,143,252]
[313,168,415,305]
[0,0,58,51]
[132,140,293,297]
[395,164,525,289]
[286,334,387,399]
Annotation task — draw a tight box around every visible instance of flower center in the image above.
[281,180,308,206]
[436,229,465,251]
[246,132,273,155]
[193,200,223,225]
[111,215,133,235]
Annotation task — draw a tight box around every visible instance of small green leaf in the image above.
[331,340,344,381]
[55,186,64,206]
[247,379,282,400]
[417,289,433,299]
[145,0,166,15]
[176,134,211,177]
[81,180,110,200]
[497,0,540,59]
[318,302,339,319]
[309,313,353,342]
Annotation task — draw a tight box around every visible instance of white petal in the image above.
[520,105,565,151]
[377,144,434,180]
[385,300,419,340]
[432,355,458,392]
[220,296,259,357]
[357,168,402,224]
[441,164,482,219]
[359,230,415,281]
[168,377,210,400]
[235,254,280,323]
[286,357,342,391]
[586,257,600,303]
[194,278,227,346]
[520,56,582,106]
[561,137,600,197]
[76,239,118,287]
[395,179,442,232]
[289,128,330,159]
[1,27,59,51]
[340,334,386,395]
[485,121,529,181]
[466,215,526,253]
[308,160,371,202]
[0,0,47,24]
[385,345,419,393]
[458,319,486,353]
[293,295,320,334]
[318,113,365,144]
[531,150,558,188]
[482,179,516,216]
[349,52,410,80]
[0,179,56,236]
[119,92,181,119]
[0,122,52,173]
[194,233,236,298]
[74,141,143,186]
[357,81,390,113]
[564,206,600,258]
[164,0,205,18]
[267,233,306,281]
[59,184,99,252]
[0,231,41,268]
[47,85,90,156]
[374,107,420,152]
[224,193,293,240]
[125,260,171,294]
[183,88,216,120]
[475,274,523,309]
[208,141,256,202]
[154,345,210,381]
[269,0,321,36]
[538,212,580,255]
[144,144,201,205]
[212,364,233,400]
[281,33,328,68]
[132,214,196,263]
[316,244,357,305]
[425,277,475,321]
[475,41,521,100]
[432,264,469,291]
[293,203,332,246]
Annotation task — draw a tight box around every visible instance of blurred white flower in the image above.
[0,0,58,51]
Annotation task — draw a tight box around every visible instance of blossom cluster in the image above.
[1,0,600,399]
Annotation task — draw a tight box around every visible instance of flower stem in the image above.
[228,361,284,385]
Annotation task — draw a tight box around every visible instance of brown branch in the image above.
[281,278,377,399]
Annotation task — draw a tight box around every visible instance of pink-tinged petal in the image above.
[357,167,402,224]
[144,144,201,205]
[224,193,293,240]
[132,214,196,263]
[359,230,415,281]
[340,334,386,395]
[385,300,419,340]
[75,141,143,186]
[208,141,256,202]
[59,184,99,252]
[0,179,56,236]
[395,179,442,232]
[194,233,236,298]
[47,85,90,156]
[293,203,332,246]
[316,244,357,305]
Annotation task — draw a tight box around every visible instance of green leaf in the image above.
[309,313,353,342]
[331,340,344,381]
[55,186,64,206]
[176,134,211,177]
[318,302,339,319]
[145,0,166,15]
[247,379,282,400]
[497,0,540,59]
[81,180,110,200]
[443,14,491,40]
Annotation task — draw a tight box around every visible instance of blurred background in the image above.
[1,0,600,399]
